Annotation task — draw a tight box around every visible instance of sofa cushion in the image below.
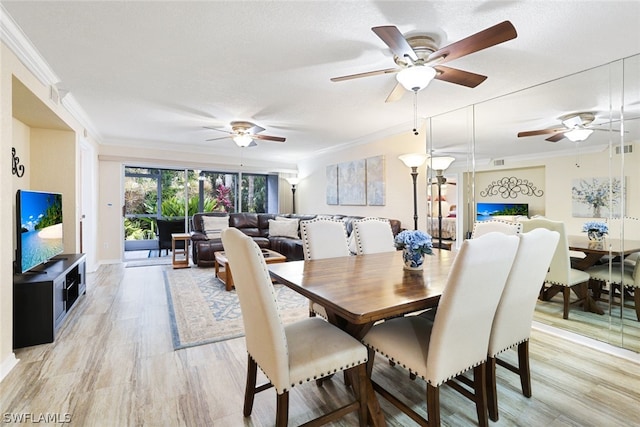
[202,215,229,239]
[268,219,299,239]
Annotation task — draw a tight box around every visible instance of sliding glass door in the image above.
[123,166,277,259]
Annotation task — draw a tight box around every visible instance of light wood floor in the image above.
[2,264,640,426]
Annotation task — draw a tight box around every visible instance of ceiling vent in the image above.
[615,144,633,154]
[493,159,505,166]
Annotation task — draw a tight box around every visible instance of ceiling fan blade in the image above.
[331,67,399,82]
[427,20,517,65]
[372,26,418,62]
[433,65,487,88]
[249,124,266,134]
[561,115,584,128]
[385,82,405,103]
[203,126,232,134]
[517,128,566,137]
[546,133,567,142]
[206,135,232,141]
[253,134,286,143]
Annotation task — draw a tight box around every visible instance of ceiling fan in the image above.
[204,121,286,147]
[330,21,517,102]
[517,112,609,142]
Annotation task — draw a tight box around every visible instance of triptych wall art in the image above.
[326,155,386,206]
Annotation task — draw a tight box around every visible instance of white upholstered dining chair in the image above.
[352,217,396,255]
[518,217,591,319]
[486,228,560,421]
[362,232,520,427]
[587,257,640,321]
[471,219,522,238]
[300,218,351,318]
[220,228,369,427]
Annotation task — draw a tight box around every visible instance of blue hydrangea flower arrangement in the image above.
[582,221,608,234]
[394,230,434,255]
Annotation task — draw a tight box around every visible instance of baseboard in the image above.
[0,352,19,383]
[532,321,640,364]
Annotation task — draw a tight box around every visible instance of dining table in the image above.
[268,249,456,427]
[568,235,640,270]
[568,235,640,312]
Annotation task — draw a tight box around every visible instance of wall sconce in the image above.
[399,153,429,230]
[428,156,455,249]
[286,177,300,214]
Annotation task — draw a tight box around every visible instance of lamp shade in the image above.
[396,66,437,92]
[399,153,429,168]
[286,176,300,186]
[428,156,455,171]
[233,134,253,147]
[565,128,593,142]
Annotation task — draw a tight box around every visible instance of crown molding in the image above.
[1,4,101,141]
[0,4,59,86]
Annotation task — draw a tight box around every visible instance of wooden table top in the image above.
[268,250,455,326]
[568,235,640,270]
[568,235,640,255]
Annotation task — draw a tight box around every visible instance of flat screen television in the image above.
[16,190,64,274]
[476,202,528,221]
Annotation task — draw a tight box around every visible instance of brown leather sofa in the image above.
[190,212,402,267]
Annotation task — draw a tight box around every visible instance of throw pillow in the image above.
[202,215,229,240]
[268,219,299,239]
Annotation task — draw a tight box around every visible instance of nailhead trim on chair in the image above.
[292,359,367,388]
[490,338,528,357]
[365,344,484,386]
[300,217,349,260]
[249,352,367,392]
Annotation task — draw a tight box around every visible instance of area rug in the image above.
[163,266,309,350]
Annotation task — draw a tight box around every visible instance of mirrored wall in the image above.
[425,53,640,352]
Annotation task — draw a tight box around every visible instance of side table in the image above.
[171,233,191,269]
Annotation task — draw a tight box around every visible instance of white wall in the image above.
[1,41,99,382]
[297,129,428,230]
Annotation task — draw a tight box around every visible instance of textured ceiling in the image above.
[3,1,640,165]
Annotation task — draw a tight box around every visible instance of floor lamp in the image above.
[399,153,429,230]
[286,177,299,214]
[427,156,455,250]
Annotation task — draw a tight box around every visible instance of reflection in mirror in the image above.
[427,53,639,352]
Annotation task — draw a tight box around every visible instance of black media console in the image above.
[13,253,86,348]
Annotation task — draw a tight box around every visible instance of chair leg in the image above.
[518,341,532,397]
[634,288,640,321]
[426,383,441,427]
[275,391,289,427]
[563,287,570,319]
[486,357,499,422]
[354,364,369,427]
[243,356,258,417]
[366,347,376,377]
[473,363,489,427]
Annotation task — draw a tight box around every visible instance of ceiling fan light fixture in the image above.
[565,128,593,142]
[396,66,437,92]
[233,133,254,147]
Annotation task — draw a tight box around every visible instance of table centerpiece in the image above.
[582,221,608,242]
[395,230,434,270]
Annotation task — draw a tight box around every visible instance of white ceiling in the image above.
[3,1,640,165]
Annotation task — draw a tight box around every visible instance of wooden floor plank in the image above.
[1,264,639,426]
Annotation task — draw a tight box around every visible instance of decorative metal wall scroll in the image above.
[12,147,25,178]
[480,176,543,199]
